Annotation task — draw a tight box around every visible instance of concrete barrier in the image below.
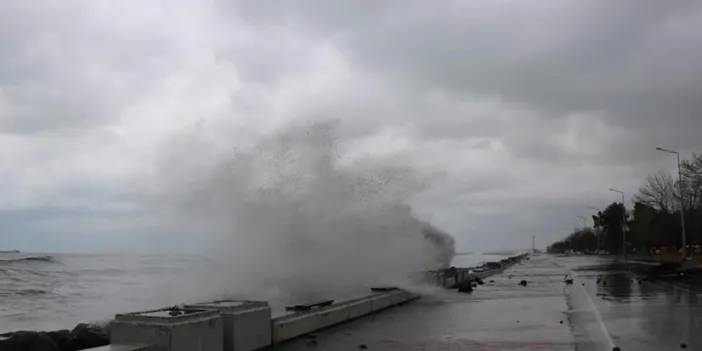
[110,307,222,351]
[425,252,530,289]
[184,300,271,351]
[272,289,417,344]
[82,344,154,351]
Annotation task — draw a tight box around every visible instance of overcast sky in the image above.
[2,0,702,253]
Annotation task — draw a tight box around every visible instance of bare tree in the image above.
[635,171,676,212]
[681,153,702,209]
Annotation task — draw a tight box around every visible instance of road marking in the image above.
[549,258,617,350]
[573,274,616,350]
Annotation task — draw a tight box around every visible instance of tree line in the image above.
[548,153,702,255]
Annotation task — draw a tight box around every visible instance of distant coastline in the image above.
[0,252,53,263]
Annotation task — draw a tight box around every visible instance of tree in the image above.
[547,228,597,253]
[634,171,676,212]
[600,202,627,254]
[629,202,665,250]
[681,153,702,210]
[550,152,702,256]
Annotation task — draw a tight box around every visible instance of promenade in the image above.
[278,254,702,350]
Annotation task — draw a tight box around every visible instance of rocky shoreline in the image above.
[0,322,109,351]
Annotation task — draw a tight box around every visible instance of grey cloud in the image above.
[226,0,702,150]
[0,1,182,133]
[2,0,701,253]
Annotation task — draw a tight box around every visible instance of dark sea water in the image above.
[0,251,512,333]
[0,252,219,333]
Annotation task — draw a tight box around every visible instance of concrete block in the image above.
[346,299,372,319]
[82,344,154,351]
[272,304,351,343]
[272,289,418,343]
[370,292,395,311]
[110,307,222,351]
[272,313,315,343]
[185,300,271,351]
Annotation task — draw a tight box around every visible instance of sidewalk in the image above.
[277,255,576,350]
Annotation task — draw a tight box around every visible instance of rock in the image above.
[519,280,528,287]
[0,331,60,351]
[358,344,368,349]
[564,279,574,284]
[46,330,70,350]
[486,262,502,269]
[612,347,621,351]
[681,342,687,349]
[457,281,473,293]
[66,323,109,350]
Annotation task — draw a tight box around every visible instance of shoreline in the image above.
[1,253,531,351]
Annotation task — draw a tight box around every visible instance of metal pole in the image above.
[532,235,535,253]
[657,147,687,259]
[577,215,587,228]
[596,228,600,253]
[621,192,626,260]
[589,207,601,252]
[610,188,626,260]
[676,152,688,258]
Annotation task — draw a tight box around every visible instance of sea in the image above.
[0,251,514,333]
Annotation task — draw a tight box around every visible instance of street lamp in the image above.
[576,215,590,252]
[609,188,626,258]
[656,147,687,259]
[588,207,601,252]
[577,215,587,228]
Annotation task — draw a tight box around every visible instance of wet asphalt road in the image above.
[276,254,702,350]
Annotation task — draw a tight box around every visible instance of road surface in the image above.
[277,254,702,350]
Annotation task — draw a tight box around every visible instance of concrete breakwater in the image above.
[103,288,417,351]
[1,289,417,351]
[423,252,530,289]
[1,253,529,351]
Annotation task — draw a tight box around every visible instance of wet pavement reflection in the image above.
[278,255,702,350]
[564,256,702,350]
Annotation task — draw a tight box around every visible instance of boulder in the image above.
[46,330,70,350]
[66,323,109,350]
[0,331,60,351]
[457,281,473,293]
[485,262,502,269]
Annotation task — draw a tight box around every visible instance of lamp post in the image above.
[656,147,687,259]
[609,188,626,259]
[577,215,590,253]
[577,215,587,228]
[589,207,601,252]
